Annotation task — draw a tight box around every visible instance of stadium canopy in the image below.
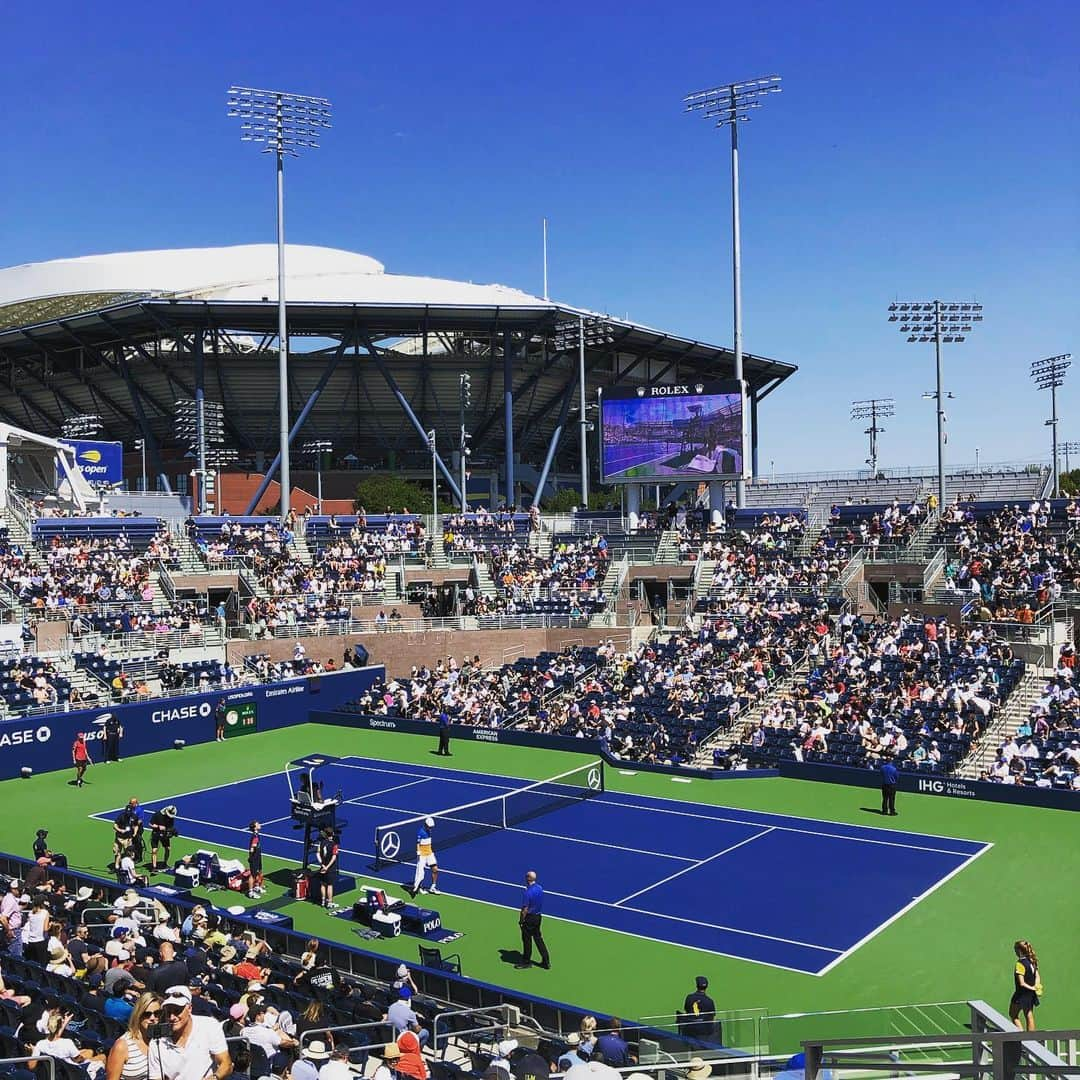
[0,244,796,499]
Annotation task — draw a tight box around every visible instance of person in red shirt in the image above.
[71,733,91,788]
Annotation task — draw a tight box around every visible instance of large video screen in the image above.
[600,380,744,483]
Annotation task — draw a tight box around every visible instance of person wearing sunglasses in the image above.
[148,986,232,1080]
[105,992,163,1080]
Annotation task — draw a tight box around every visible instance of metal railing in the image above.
[922,545,947,593]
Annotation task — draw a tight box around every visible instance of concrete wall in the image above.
[226,626,632,678]
[172,572,240,593]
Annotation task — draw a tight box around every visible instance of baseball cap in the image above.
[163,986,192,1009]
[695,976,709,989]
[396,963,409,978]
[424,817,435,829]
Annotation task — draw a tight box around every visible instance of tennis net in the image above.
[373,759,605,867]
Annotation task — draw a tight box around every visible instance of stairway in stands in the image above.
[691,656,810,768]
[957,666,1047,779]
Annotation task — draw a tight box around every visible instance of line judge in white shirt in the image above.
[148,986,232,1080]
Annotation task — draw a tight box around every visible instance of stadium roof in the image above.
[0,244,797,480]
[0,244,553,326]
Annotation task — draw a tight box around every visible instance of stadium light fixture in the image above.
[458,374,472,513]
[887,300,983,511]
[176,399,225,513]
[427,429,438,524]
[685,74,781,508]
[60,414,104,440]
[302,439,333,514]
[1031,353,1071,497]
[227,85,332,522]
[554,315,616,507]
[205,447,240,514]
[850,398,895,478]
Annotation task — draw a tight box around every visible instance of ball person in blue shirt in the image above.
[516,870,550,970]
[407,817,440,898]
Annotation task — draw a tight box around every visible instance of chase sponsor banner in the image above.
[0,667,382,781]
[60,440,124,484]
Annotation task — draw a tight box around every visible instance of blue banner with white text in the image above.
[0,667,383,781]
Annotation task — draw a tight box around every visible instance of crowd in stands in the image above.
[699,537,847,611]
[461,536,610,619]
[190,519,388,630]
[939,500,1080,615]
[825,499,925,551]
[0,529,177,613]
[355,596,831,765]
[738,612,1022,775]
[979,643,1079,790]
[352,649,586,728]
[442,509,537,555]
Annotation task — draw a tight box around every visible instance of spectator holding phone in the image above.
[105,992,164,1080]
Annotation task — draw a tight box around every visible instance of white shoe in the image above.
[418,887,428,894]
[428,886,440,895]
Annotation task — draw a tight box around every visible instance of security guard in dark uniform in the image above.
[682,975,718,1040]
[104,713,122,762]
[32,829,51,862]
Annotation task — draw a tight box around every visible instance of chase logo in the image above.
[78,449,103,464]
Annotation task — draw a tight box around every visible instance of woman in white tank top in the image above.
[105,992,163,1080]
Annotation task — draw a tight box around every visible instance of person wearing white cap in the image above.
[0,881,25,958]
[148,986,232,1080]
[392,963,418,995]
[406,817,439,898]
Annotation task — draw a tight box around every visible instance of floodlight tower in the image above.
[1062,441,1080,476]
[302,440,333,514]
[684,74,781,508]
[887,301,984,510]
[851,398,895,478]
[1031,354,1071,498]
[227,86,332,521]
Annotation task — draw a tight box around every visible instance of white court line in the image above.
[813,841,995,977]
[173,813,838,956]
[93,757,986,975]
[259,777,433,828]
[362,800,693,863]
[582,798,980,858]
[614,828,776,906]
[334,756,987,855]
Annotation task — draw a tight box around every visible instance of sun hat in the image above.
[75,886,93,901]
[304,1041,331,1061]
[687,1060,713,1080]
[219,945,237,962]
[566,1033,580,1047]
[382,1044,401,1061]
[163,806,177,818]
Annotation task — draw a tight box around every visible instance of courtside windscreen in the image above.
[600,380,744,483]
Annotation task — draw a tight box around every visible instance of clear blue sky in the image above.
[2,0,1077,474]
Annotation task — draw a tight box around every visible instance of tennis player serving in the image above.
[406,816,440,897]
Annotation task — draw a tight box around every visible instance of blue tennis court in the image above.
[94,756,990,975]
